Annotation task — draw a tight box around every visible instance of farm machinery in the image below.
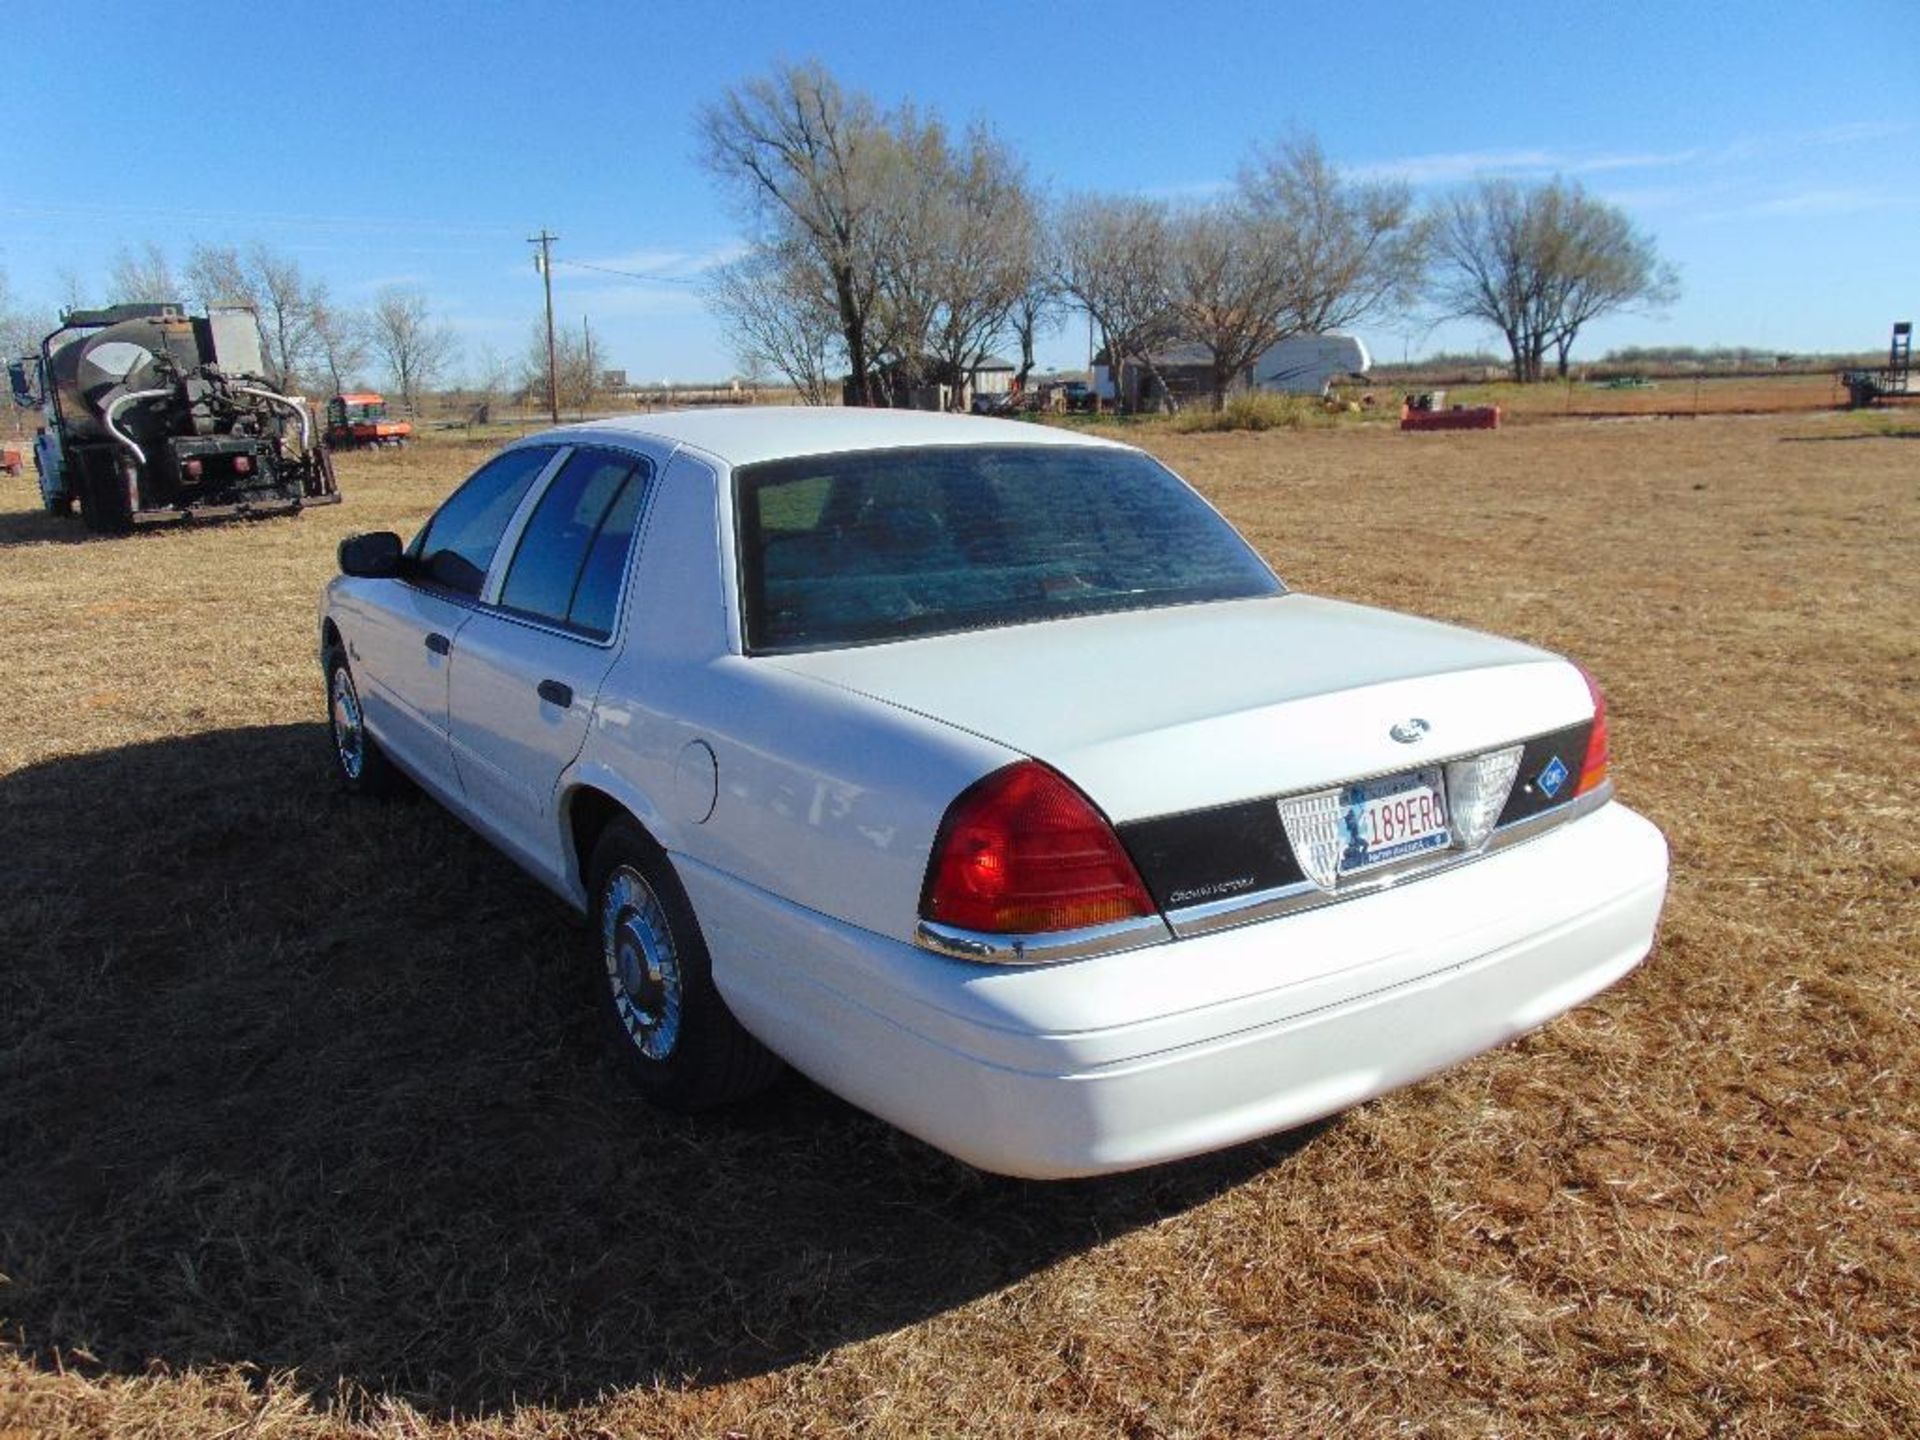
[1840,322,1912,409]
[7,302,339,534]
[324,392,411,449]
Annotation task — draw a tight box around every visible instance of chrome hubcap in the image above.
[601,866,682,1061]
[331,667,365,780]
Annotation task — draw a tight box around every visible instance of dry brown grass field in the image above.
[1,400,1915,1437]
[1356,372,1849,422]
[1425,372,1848,421]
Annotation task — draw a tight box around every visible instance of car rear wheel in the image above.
[326,650,399,796]
[586,818,783,1111]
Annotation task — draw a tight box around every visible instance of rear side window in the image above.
[736,444,1282,652]
[412,446,557,596]
[497,449,650,639]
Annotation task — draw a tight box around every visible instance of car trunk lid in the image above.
[761,593,1592,824]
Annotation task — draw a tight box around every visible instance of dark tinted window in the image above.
[567,468,649,639]
[737,445,1282,653]
[498,449,649,637]
[412,446,556,596]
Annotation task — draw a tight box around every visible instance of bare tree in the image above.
[1542,193,1679,377]
[464,342,511,419]
[54,267,90,316]
[706,246,839,404]
[698,61,893,404]
[310,287,370,396]
[248,245,322,389]
[909,123,1040,410]
[184,244,258,312]
[1009,273,1062,391]
[1166,203,1294,410]
[0,269,56,359]
[1430,177,1677,382]
[108,242,180,304]
[523,316,605,417]
[368,287,457,413]
[1239,137,1427,337]
[1145,136,1431,410]
[1052,195,1176,411]
[863,106,948,403]
[182,242,323,387]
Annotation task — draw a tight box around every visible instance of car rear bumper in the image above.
[682,800,1669,1179]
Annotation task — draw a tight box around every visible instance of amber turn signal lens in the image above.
[1576,666,1610,795]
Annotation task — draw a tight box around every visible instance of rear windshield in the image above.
[735,444,1282,653]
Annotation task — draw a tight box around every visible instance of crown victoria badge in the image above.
[1389,718,1431,744]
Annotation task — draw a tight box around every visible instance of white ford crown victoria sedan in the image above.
[320,408,1668,1178]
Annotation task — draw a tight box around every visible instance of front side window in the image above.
[736,444,1283,653]
[411,445,557,596]
[497,449,650,639]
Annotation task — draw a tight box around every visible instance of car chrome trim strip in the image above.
[1165,782,1615,940]
[915,913,1174,966]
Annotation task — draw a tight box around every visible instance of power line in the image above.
[550,257,704,286]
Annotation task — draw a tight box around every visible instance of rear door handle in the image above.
[537,679,574,708]
[424,632,451,656]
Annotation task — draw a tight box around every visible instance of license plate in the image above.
[1339,767,1451,875]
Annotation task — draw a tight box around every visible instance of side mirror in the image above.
[8,359,40,408]
[338,531,404,578]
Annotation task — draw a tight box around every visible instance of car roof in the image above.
[521,405,1129,469]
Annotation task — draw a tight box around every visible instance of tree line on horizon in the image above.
[699,60,1680,408]
[0,246,466,413]
[3,65,1682,412]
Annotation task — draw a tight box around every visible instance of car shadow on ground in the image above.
[0,724,1315,1419]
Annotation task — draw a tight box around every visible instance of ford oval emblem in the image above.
[1389,718,1431,744]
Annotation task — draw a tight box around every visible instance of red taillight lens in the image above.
[1577,666,1610,795]
[183,458,203,479]
[233,454,254,475]
[922,761,1155,934]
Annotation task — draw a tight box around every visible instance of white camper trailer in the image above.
[1253,332,1372,396]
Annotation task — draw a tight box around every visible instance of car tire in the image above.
[325,649,400,796]
[586,817,783,1111]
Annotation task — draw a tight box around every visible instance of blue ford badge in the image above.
[1389,718,1431,744]
[1537,754,1569,798]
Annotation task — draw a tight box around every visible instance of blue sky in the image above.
[7,1,1916,382]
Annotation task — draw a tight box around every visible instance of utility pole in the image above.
[528,229,559,424]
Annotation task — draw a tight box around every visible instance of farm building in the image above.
[1092,342,1221,411]
[862,354,1017,411]
[1095,334,1374,410]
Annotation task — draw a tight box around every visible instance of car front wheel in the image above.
[586,818,783,1111]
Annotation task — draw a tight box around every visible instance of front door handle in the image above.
[424,632,451,656]
[537,679,574,708]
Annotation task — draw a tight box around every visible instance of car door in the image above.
[446,446,655,879]
[346,444,561,799]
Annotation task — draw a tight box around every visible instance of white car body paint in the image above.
[320,407,1669,1178]
[765,594,1589,823]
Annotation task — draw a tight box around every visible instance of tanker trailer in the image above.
[12,302,339,533]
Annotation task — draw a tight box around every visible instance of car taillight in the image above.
[1577,666,1610,795]
[233,454,254,475]
[183,458,203,479]
[922,761,1155,934]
